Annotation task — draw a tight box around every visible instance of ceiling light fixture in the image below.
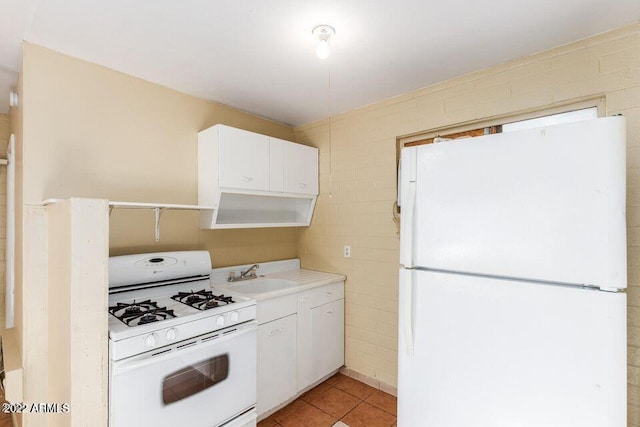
[312,24,335,60]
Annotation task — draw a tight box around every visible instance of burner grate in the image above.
[109,300,176,326]
[171,290,236,311]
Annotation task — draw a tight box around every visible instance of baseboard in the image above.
[339,367,397,397]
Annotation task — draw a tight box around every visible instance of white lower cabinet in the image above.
[256,281,345,418]
[257,314,297,416]
[297,282,345,392]
[311,299,345,383]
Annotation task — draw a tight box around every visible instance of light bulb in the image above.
[316,39,330,59]
[312,25,335,60]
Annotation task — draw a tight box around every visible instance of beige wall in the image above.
[8,68,24,427]
[0,114,8,324]
[295,23,640,423]
[0,113,9,420]
[0,113,8,150]
[21,43,298,265]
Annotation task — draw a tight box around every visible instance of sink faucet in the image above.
[241,264,260,279]
[228,264,260,282]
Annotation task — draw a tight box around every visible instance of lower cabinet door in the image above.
[257,314,297,416]
[311,299,345,383]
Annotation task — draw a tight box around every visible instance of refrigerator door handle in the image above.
[403,269,415,356]
[400,182,416,268]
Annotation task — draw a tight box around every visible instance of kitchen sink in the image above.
[228,278,297,295]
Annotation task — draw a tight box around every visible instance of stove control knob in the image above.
[229,311,240,322]
[166,328,178,342]
[144,333,158,348]
[215,316,225,327]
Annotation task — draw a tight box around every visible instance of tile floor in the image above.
[258,373,397,427]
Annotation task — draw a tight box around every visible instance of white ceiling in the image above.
[1,1,639,126]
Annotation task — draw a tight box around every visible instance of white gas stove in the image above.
[108,251,257,427]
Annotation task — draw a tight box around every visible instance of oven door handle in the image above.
[113,322,257,375]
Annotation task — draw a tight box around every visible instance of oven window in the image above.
[162,354,229,405]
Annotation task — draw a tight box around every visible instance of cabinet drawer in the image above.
[300,282,344,309]
[257,294,297,325]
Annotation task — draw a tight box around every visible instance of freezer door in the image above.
[407,116,627,289]
[397,269,626,427]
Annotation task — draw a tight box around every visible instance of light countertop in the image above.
[210,259,345,301]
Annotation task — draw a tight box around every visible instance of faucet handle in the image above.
[227,271,236,282]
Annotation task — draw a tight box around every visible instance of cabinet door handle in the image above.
[299,182,307,188]
[242,176,254,182]
[269,327,284,336]
[325,291,333,295]
[325,309,334,315]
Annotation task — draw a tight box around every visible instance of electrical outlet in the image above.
[343,245,351,258]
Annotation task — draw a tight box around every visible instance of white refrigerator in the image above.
[398,116,627,426]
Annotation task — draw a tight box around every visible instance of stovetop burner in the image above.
[109,300,176,327]
[171,289,236,311]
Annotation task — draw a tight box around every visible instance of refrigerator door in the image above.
[403,116,627,290]
[398,269,626,427]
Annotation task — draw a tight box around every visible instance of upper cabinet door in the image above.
[269,138,284,192]
[218,126,270,191]
[283,142,318,195]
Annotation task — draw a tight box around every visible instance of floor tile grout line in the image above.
[338,399,367,423]
[260,374,397,427]
[280,394,343,426]
[271,400,303,425]
[319,380,398,424]
[305,385,359,422]
[339,400,398,426]
[333,384,376,401]
[308,400,340,423]
[364,393,398,417]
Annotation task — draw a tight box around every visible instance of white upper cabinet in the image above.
[269,138,284,192]
[283,142,318,195]
[218,125,270,191]
[198,124,319,229]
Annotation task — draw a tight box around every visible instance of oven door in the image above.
[110,322,257,427]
